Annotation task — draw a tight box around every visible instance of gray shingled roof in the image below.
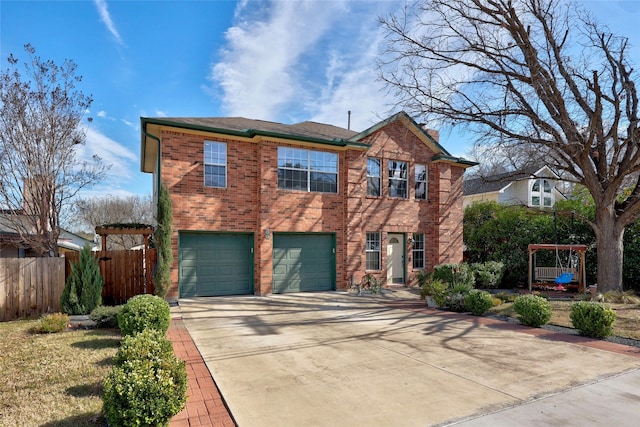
[157,117,358,141]
[463,165,544,196]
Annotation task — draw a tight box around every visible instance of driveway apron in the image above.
[177,292,640,427]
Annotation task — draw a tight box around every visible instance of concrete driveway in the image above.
[177,291,640,427]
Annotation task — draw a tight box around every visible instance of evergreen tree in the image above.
[154,185,173,298]
[60,244,103,314]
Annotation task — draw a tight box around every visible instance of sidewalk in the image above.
[167,316,236,427]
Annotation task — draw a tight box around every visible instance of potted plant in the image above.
[419,277,449,308]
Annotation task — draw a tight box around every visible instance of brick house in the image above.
[140,111,476,299]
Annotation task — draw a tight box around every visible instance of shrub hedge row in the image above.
[103,294,187,427]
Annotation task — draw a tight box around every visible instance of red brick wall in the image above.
[159,119,467,298]
[345,121,444,287]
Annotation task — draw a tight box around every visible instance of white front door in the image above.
[386,233,404,284]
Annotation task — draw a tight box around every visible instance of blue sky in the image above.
[1,0,639,198]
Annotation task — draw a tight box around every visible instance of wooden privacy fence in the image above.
[0,257,65,322]
[65,249,157,305]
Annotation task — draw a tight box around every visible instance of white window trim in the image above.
[415,164,427,200]
[278,147,338,193]
[530,178,554,207]
[204,141,227,188]
[366,232,381,271]
[388,160,408,199]
[412,233,425,269]
[367,157,381,197]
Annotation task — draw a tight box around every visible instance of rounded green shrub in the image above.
[103,356,187,427]
[570,301,617,338]
[471,261,505,289]
[465,290,493,315]
[113,328,175,367]
[513,294,552,327]
[118,294,170,336]
[432,263,475,288]
[89,305,122,328]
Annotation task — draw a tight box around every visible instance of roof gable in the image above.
[348,111,449,155]
[464,165,561,196]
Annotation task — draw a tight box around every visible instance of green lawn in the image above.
[0,320,120,427]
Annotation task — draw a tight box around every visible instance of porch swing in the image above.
[528,213,588,292]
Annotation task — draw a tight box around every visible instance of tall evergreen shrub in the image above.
[154,185,173,298]
[60,244,103,315]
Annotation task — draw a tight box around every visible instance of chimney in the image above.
[22,176,52,219]
[347,110,351,130]
[425,128,439,142]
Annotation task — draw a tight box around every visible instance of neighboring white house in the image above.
[463,165,566,209]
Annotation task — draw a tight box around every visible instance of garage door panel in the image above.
[272,234,334,294]
[179,233,253,297]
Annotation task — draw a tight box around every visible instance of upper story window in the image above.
[388,160,408,198]
[531,178,553,207]
[204,141,227,188]
[367,158,381,197]
[415,164,427,200]
[278,147,338,193]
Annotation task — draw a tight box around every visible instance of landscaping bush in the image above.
[60,245,103,315]
[445,283,473,312]
[472,261,505,289]
[113,329,175,367]
[103,356,187,427]
[35,313,69,333]
[513,294,552,327]
[415,270,431,288]
[89,305,122,328]
[465,290,493,315]
[419,278,449,307]
[432,263,475,288]
[118,294,170,336]
[570,301,617,338]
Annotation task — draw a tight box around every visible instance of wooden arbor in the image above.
[528,244,588,292]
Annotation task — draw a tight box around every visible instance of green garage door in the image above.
[179,233,253,297]
[272,234,335,294]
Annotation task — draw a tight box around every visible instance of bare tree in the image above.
[379,0,639,292]
[0,44,107,256]
[73,194,154,250]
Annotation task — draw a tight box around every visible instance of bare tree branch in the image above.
[379,0,640,291]
[0,44,108,256]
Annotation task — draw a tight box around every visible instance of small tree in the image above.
[0,44,107,256]
[60,244,103,315]
[154,185,173,298]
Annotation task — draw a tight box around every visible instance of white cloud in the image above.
[79,126,137,186]
[209,1,401,131]
[94,0,123,45]
[97,110,108,118]
[211,0,352,121]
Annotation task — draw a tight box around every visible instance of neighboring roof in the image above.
[0,213,95,251]
[140,111,478,173]
[464,165,560,196]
